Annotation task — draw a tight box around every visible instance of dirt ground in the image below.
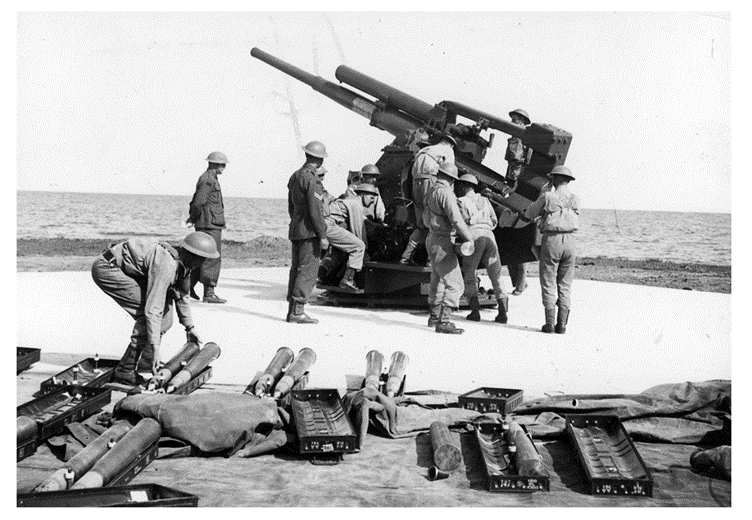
[17,236,731,293]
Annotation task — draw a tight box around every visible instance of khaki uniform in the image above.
[457,193,508,299]
[91,238,193,377]
[524,186,580,309]
[287,163,327,304]
[342,185,385,222]
[325,198,366,270]
[426,179,472,308]
[189,168,225,287]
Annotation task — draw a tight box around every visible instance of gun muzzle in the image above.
[385,351,409,397]
[273,347,317,399]
[71,419,161,489]
[166,342,221,393]
[33,422,132,492]
[254,347,295,397]
[364,350,384,391]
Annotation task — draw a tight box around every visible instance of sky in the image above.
[15,9,733,212]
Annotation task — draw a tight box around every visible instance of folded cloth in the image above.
[114,392,286,455]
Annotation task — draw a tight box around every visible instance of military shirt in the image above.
[412,142,456,180]
[288,163,327,241]
[189,169,225,229]
[426,179,472,240]
[457,192,498,232]
[110,238,193,346]
[524,185,581,234]
[342,185,386,221]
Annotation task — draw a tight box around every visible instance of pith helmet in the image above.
[459,173,478,186]
[550,165,575,180]
[181,231,220,259]
[206,151,229,164]
[316,166,327,177]
[438,161,460,180]
[509,109,531,126]
[354,183,379,196]
[302,141,328,158]
[359,164,380,176]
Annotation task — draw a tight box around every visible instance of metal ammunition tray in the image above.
[474,422,550,492]
[459,387,524,414]
[38,357,120,394]
[107,440,159,487]
[17,347,41,373]
[291,389,357,454]
[17,436,37,462]
[17,385,112,444]
[565,414,653,497]
[17,483,198,507]
[170,366,213,395]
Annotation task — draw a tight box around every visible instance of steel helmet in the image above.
[438,161,460,180]
[354,183,379,196]
[458,173,478,186]
[205,151,229,164]
[180,231,220,259]
[549,165,575,180]
[441,133,458,148]
[509,109,531,126]
[302,141,328,158]
[316,166,327,177]
[359,164,380,176]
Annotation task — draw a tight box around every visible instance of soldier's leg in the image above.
[539,235,562,332]
[291,238,321,304]
[426,233,443,326]
[326,226,365,270]
[481,236,508,299]
[433,236,464,334]
[556,234,577,310]
[287,240,301,302]
[197,228,222,288]
[401,177,434,264]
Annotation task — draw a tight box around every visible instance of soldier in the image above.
[286,141,329,324]
[456,174,510,324]
[341,164,386,222]
[323,183,378,290]
[524,165,580,334]
[425,161,474,334]
[91,232,218,389]
[506,109,533,295]
[187,151,228,304]
[399,133,459,265]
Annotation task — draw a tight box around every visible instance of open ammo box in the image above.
[17,483,198,507]
[291,388,357,462]
[17,347,41,373]
[565,414,653,497]
[459,387,524,414]
[474,422,550,492]
[38,357,120,394]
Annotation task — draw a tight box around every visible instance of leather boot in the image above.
[495,297,509,324]
[555,308,570,334]
[427,304,441,327]
[399,239,419,265]
[189,288,200,300]
[286,301,319,324]
[436,305,464,334]
[338,267,359,291]
[203,286,227,304]
[541,307,556,333]
[466,296,481,322]
[112,341,144,388]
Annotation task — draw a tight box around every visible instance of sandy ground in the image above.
[17,267,730,399]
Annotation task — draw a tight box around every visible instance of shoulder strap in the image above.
[159,242,180,260]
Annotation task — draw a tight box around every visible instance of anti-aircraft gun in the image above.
[251,47,573,306]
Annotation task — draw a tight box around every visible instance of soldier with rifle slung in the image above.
[425,162,474,334]
[399,133,459,266]
[286,141,329,324]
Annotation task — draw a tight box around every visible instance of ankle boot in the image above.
[541,307,556,333]
[287,302,319,324]
[338,267,359,291]
[427,305,441,327]
[189,287,200,300]
[112,341,144,387]
[466,296,481,321]
[203,286,227,304]
[399,240,419,265]
[495,297,509,324]
[436,305,464,334]
[555,308,570,334]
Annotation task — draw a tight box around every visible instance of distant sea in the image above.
[17,191,731,266]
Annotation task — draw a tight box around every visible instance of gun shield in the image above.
[166,342,221,393]
[71,418,161,489]
[254,347,295,397]
[385,351,409,397]
[429,421,462,472]
[364,350,384,391]
[273,348,317,399]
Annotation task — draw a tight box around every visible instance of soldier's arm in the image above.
[189,177,213,222]
[440,190,473,242]
[485,198,499,228]
[143,247,178,346]
[174,292,194,329]
[306,175,328,239]
[375,195,386,221]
